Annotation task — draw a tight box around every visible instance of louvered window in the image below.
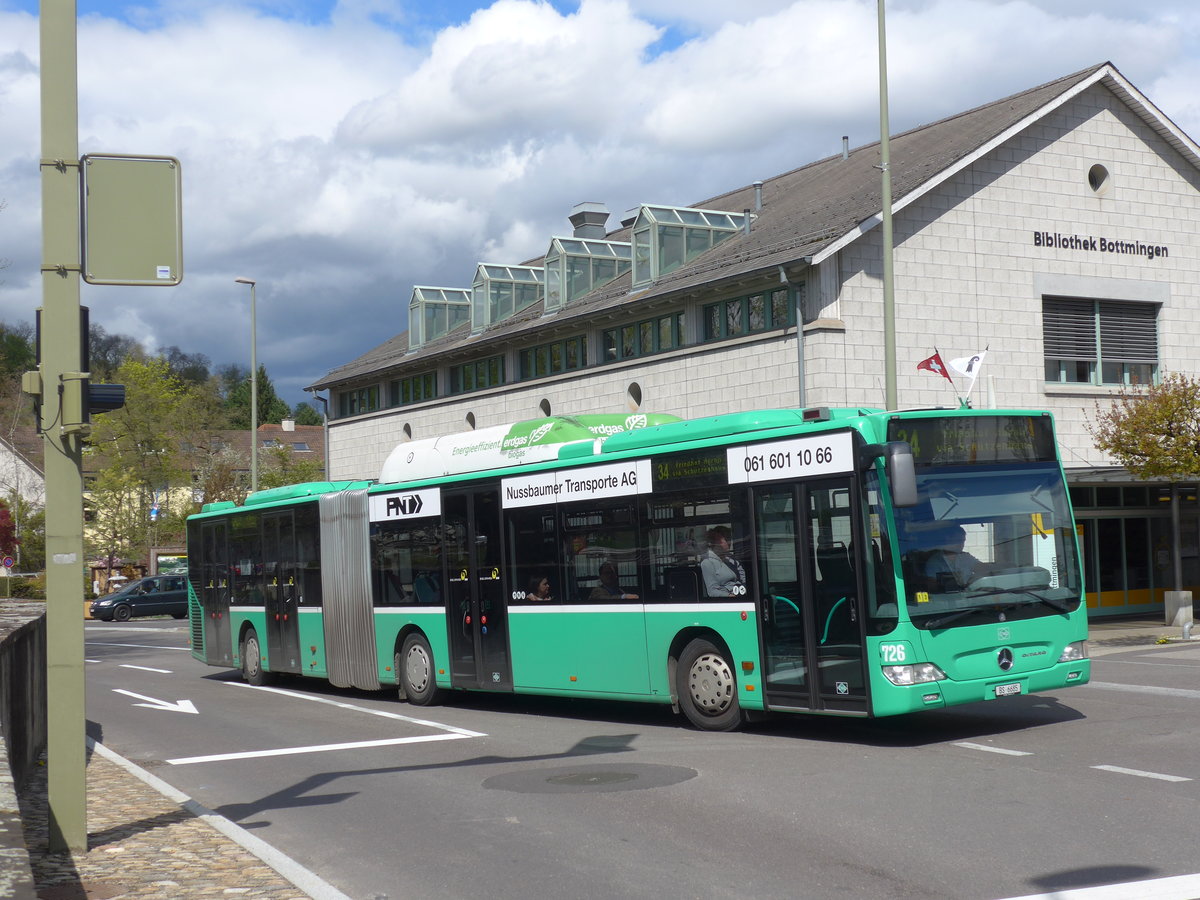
[1043,298,1158,386]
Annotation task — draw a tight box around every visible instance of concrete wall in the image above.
[0,602,46,899]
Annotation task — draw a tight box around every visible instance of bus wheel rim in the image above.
[688,653,734,714]
[406,645,430,692]
[245,638,260,676]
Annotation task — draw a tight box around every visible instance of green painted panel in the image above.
[509,609,651,694]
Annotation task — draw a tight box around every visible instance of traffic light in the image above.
[80,306,125,424]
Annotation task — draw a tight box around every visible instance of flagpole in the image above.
[878,0,897,410]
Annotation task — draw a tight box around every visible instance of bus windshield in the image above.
[893,461,1082,630]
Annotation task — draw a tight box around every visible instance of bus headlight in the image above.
[882,662,947,685]
[1058,640,1089,662]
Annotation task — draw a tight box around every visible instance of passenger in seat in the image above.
[701,526,746,597]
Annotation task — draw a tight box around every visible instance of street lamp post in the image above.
[234,277,258,491]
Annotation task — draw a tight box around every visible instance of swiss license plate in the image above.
[994,682,1022,697]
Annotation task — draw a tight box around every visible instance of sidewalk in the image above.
[16,742,344,900]
[11,615,1183,899]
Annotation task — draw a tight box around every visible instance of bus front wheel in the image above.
[241,629,273,687]
[399,633,444,706]
[677,638,742,731]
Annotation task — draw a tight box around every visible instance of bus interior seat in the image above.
[414,573,440,604]
[665,566,700,602]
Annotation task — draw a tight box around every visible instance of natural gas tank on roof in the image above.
[378,414,680,484]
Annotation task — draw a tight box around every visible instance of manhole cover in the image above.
[483,763,696,794]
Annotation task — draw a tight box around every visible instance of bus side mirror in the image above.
[884,441,918,508]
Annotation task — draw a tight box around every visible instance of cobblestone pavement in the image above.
[18,750,313,900]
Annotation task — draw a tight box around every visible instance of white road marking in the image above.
[120,664,172,674]
[86,641,190,651]
[167,732,472,765]
[89,740,351,900]
[85,658,101,663]
[225,681,486,737]
[113,689,198,714]
[997,871,1200,900]
[1103,659,1200,668]
[953,741,1032,757]
[1085,681,1200,700]
[1090,764,1190,783]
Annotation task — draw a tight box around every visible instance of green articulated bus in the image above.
[186,407,1090,731]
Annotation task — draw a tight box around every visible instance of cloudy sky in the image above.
[1,0,1198,409]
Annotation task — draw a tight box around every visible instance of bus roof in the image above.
[378,414,680,483]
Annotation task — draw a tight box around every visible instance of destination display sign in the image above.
[369,487,441,522]
[726,432,854,484]
[502,459,652,509]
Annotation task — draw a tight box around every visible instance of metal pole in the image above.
[39,0,87,851]
[878,0,897,410]
[235,278,257,491]
[307,389,330,480]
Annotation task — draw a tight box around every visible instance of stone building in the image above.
[310,62,1200,618]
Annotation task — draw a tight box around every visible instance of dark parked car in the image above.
[90,575,189,622]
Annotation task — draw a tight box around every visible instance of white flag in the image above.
[949,350,987,381]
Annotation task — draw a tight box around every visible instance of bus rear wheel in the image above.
[677,638,743,731]
[399,633,443,706]
[241,629,273,687]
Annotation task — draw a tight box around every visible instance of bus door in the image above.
[262,511,301,674]
[444,488,512,691]
[754,476,868,713]
[200,520,232,666]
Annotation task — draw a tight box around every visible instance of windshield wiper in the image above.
[921,590,1070,630]
[964,586,1071,615]
[922,607,987,630]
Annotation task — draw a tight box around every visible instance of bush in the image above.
[9,577,46,600]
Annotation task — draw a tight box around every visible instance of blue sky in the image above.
[1,1,1198,412]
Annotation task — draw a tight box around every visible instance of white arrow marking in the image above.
[120,664,173,674]
[113,688,198,714]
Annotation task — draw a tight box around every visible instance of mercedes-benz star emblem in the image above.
[997,648,1014,671]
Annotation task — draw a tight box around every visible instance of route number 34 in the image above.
[880,643,908,663]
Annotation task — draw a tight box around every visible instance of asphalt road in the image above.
[83,620,1200,900]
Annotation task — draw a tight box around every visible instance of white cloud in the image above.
[1,0,1198,410]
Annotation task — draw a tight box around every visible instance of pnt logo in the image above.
[386,494,423,517]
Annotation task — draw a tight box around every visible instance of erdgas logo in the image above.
[625,414,648,430]
[528,423,554,444]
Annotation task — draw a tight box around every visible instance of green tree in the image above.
[86,357,226,562]
[1088,372,1200,478]
[158,345,212,385]
[258,444,325,490]
[292,401,323,426]
[6,492,44,572]
[0,320,36,433]
[88,323,143,381]
[225,364,291,427]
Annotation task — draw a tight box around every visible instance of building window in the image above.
[1042,298,1159,386]
[630,206,747,286]
[337,385,380,418]
[291,442,311,451]
[603,312,685,363]
[519,336,588,380]
[449,355,506,394]
[703,288,794,341]
[388,372,437,407]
